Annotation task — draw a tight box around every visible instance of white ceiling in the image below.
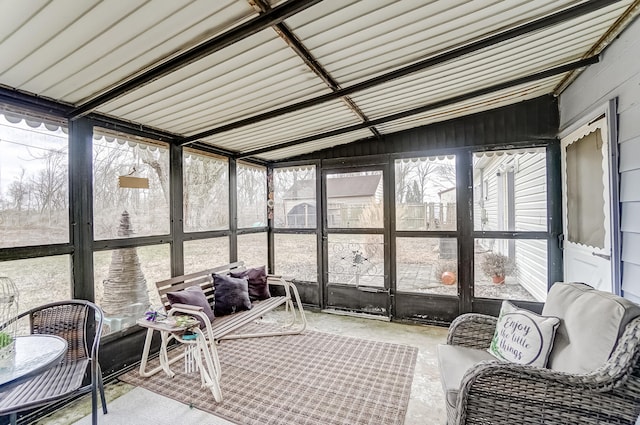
[0,0,637,161]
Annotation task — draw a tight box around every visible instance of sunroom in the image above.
[1,1,640,424]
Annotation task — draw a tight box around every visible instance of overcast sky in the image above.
[0,115,67,196]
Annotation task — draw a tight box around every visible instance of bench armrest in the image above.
[168,305,216,341]
[266,274,286,285]
[447,313,497,349]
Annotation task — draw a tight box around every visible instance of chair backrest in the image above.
[155,261,246,312]
[542,282,640,374]
[28,300,103,362]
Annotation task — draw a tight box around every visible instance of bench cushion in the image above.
[542,282,640,374]
[437,344,497,409]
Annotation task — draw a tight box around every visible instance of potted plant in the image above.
[480,252,514,284]
[434,260,457,285]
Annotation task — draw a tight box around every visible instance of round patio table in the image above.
[0,335,67,390]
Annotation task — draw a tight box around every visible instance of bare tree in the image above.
[7,168,27,211]
[29,147,67,214]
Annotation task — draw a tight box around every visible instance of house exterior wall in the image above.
[559,16,640,303]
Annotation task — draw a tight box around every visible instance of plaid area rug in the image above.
[120,327,417,425]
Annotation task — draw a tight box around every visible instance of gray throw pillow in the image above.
[166,285,215,326]
[230,265,271,301]
[213,273,252,316]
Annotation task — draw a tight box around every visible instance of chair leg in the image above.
[91,382,98,425]
[9,412,17,425]
[98,372,107,414]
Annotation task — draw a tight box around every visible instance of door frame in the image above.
[558,99,620,295]
[321,163,391,318]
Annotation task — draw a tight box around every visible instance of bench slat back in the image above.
[156,261,246,310]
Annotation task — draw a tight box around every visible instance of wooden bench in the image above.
[155,261,307,341]
[137,262,307,402]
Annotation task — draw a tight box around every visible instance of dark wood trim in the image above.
[229,158,238,263]
[68,118,95,300]
[169,144,184,277]
[0,244,74,262]
[92,235,173,251]
[547,140,564,287]
[457,151,474,313]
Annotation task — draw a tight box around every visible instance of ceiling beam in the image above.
[235,56,599,159]
[68,0,324,120]
[182,0,621,145]
[250,0,381,139]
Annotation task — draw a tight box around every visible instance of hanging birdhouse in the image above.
[118,166,149,189]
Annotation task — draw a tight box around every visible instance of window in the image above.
[183,148,228,232]
[273,166,316,229]
[93,129,170,240]
[473,148,548,302]
[237,162,266,228]
[395,156,456,231]
[396,237,457,294]
[0,255,71,313]
[237,233,267,268]
[274,234,317,282]
[327,233,384,287]
[395,156,457,295]
[327,171,383,229]
[0,111,69,248]
[473,149,547,232]
[183,237,229,275]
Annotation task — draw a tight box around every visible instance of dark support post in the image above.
[170,144,184,277]
[382,161,393,317]
[547,141,563,286]
[314,160,323,306]
[229,159,238,263]
[69,118,94,300]
[457,152,473,314]
[267,167,275,275]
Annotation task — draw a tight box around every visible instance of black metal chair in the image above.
[0,300,107,425]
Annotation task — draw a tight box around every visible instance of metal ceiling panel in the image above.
[0,0,256,103]
[255,128,374,161]
[351,3,627,120]
[199,99,362,152]
[0,0,636,162]
[98,29,332,135]
[283,0,594,85]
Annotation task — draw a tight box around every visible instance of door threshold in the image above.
[321,309,391,322]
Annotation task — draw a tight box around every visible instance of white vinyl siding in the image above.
[559,16,640,302]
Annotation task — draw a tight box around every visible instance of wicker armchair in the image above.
[0,300,107,425]
[439,283,640,425]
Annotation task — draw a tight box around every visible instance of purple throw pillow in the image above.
[230,265,271,301]
[213,273,252,316]
[166,285,215,326]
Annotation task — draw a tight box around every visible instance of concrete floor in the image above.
[37,310,449,425]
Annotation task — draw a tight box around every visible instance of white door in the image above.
[560,118,613,293]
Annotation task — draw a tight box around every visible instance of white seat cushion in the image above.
[542,282,640,374]
[437,344,497,409]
